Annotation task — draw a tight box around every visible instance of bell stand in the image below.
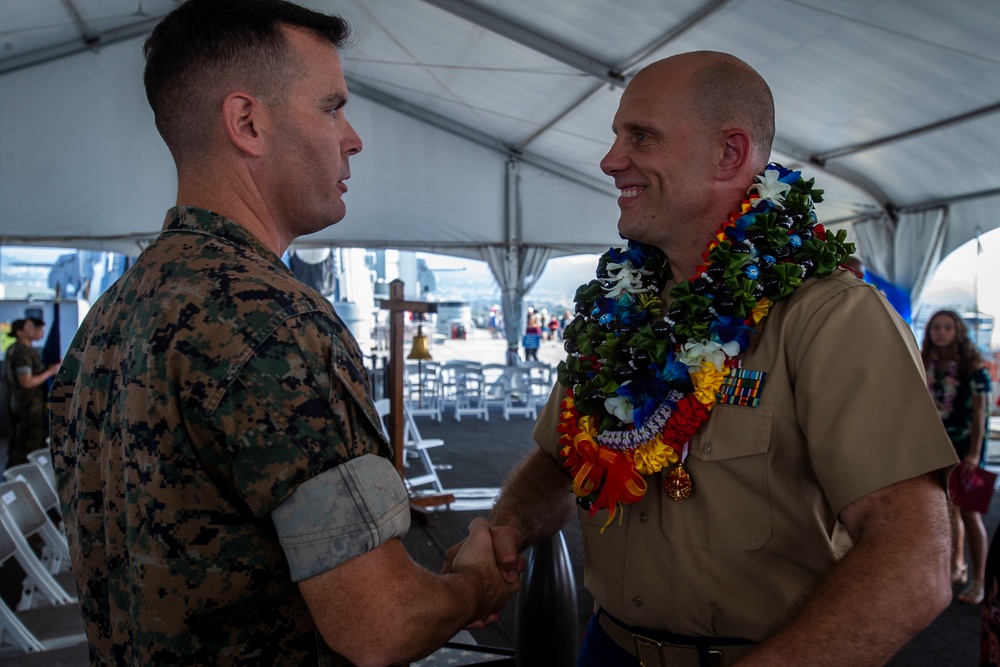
[378,279,455,522]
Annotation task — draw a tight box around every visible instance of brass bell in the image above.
[407,325,433,361]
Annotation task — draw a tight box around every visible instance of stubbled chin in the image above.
[617,215,640,240]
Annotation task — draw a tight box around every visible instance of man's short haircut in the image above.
[143,0,350,160]
[685,52,775,170]
[27,317,45,328]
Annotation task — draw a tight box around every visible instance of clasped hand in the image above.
[442,517,525,629]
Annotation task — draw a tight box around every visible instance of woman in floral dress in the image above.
[921,310,992,606]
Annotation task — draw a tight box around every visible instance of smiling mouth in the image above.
[619,187,643,198]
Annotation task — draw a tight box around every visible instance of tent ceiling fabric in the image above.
[1,0,998,273]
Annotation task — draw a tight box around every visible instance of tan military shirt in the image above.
[535,268,956,640]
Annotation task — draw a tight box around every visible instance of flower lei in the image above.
[556,163,854,526]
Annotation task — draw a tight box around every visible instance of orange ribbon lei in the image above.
[559,395,649,528]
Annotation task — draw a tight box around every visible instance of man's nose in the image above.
[600,139,626,176]
[343,118,362,155]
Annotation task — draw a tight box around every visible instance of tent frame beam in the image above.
[0,16,163,75]
[418,0,626,88]
[814,100,1000,164]
[59,0,98,46]
[515,0,736,152]
[898,185,1000,213]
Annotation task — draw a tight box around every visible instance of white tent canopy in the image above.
[2,0,999,321]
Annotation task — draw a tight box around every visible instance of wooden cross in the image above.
[377,280,454,514]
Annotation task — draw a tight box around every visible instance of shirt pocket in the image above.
[662,405,773,550]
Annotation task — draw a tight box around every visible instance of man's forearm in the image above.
[303,532,518,667]
[735,475,952,666]
[491,449,576,551]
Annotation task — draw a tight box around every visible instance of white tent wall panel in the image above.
[516,162,618,255]
[521,84,621,182]
[943,195,1000,259]
[1,37,176,251]
[316,93,509,251]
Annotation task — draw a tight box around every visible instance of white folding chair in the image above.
[3,464,66,579]
[522,360,554,401]
[4,464,61,521]
[452,362,488,422]
[501,367,537,421]
[481,364,508,413]
[0,518,86,653]
[0,482,76,611]
[0,519,46,652]
[437,361,462,415]
[25,449,57,496]
[404,361,442,422]
[373,399,446,495]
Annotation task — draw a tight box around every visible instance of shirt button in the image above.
[632,596,643,607]
[701,442,712,454]
[638,512,648,524]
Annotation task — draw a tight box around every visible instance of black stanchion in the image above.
[514,531,579,667]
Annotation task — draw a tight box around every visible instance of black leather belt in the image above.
[597,611,757,667]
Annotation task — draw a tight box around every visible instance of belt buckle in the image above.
[632,635,724,667]
[703,648,723,667]
[632,635,666,667]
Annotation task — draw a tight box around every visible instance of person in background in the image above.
[48,2,519,665]
[523,314,542,361]
[4,318,59,469]
[547,315,560,342]
[488,306,500,339]
[922,309,992,605]
[454,51,957,666]
[539,308,551,340]
[27,317,47,343]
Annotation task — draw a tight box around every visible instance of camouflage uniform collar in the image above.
[162,206,288,271]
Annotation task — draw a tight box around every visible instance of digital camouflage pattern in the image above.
[49,207,392,666]
[5,340,48,467]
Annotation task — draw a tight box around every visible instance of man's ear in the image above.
[717,128,751,181]
[222,92,266,158]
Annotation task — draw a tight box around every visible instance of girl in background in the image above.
[922,310,992,605]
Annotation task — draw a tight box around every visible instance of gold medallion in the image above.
[664,463,692,501]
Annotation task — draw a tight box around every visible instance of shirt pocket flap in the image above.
[331,349,389,451]
[689,406,771,462]
[663,405,773,550]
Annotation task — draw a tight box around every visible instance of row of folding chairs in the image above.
[0,449,86,654]
[404,360,552,422]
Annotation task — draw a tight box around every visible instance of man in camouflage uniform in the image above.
[5,318,59,469]
[48,1,520,665]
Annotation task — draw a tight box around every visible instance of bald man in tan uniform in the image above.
[462,51,957,667]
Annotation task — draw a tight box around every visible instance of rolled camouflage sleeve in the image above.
[271,453,410,581]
